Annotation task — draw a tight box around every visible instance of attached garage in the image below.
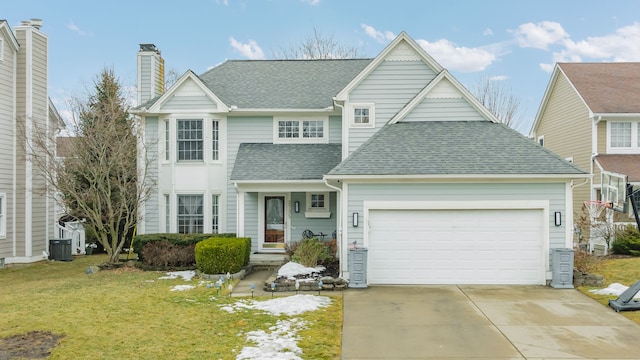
[367,206,546,285]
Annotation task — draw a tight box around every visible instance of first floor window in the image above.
[212,194,219,233]
[177,195,203,234]
[164,194,171,232]
[177,119,203,161]
[310,194,325,209]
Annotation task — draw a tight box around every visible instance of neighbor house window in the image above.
[350,103,375,128]
[275,117,327,143]
[164,194,170,232]
[0,193,5,237]
[610,122,632,148]
[164,120,170,161]
[177,195,203,234]
[177,119,203,161]
[212,120,219,161]
[212,194,219,233]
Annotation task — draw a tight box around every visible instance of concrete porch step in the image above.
[250,253,288,269]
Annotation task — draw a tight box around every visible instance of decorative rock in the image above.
[320,276,335,284]
[85,266,101,275]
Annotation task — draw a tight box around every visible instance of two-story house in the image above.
[531,63,640,231]
[134,32,587,285]
[0,19,62,265]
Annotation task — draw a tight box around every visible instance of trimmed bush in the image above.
[195,237,251,274]
[612,225,640,256]
[132,233,236,261]
[140,241,196,268]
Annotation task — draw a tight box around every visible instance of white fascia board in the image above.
[0,21,20,52]
[227,108,339,116]
[233,180,333,193]
[593,113,640,118]
[324,173,590,182]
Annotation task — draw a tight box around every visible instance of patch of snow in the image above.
[221,294,331,316]
[170,284,196,292]
[236,319,306,360]
[277,262,325,279]
[590,282,640,299]
[159,270,196,281]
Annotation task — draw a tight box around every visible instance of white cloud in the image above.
[552,22,640,62]
[216,0,229,5]
[229,37,265,60]
[301,0,321,5]
[513,21,569,50]
[361,24,395,44]
[539,63,555,73]
[66,21,93,37]
[416,38,497,72]
[483,28,494,36]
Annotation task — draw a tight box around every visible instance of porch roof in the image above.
[595,154,640,182]
[231,143,342,181]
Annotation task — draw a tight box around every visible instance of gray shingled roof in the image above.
[559,62,640,113]
[329,121,587,176]
[231,143,342,181]
[198,59,372,109]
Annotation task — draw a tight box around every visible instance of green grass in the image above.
[576,256,640,324]
[0,255,342,359]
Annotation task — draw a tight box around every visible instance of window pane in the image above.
[212,194,219,233]
[303,120,323,138]
[177,119,203,160]
[177,195,203,234]
[212,120,219,160]
[165,121,170,161]
[311,194,325,208]
[354,108,369,124]
[165,195,170,232]
[611,122,631,147]
[278,121,299,138]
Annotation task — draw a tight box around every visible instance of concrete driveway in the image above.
[342,285,640,359]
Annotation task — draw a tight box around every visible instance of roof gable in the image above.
[145,70,227,113]
[334,32,443,101]
[0,20,20,53]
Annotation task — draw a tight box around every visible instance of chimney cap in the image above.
[139,43,160,53]
[20,18,43,29]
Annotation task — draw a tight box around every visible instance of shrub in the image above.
[140,241,196,268]
[292,238,331,267]
[195,237,250,274]
[612,225,640,256]
[133,233,236,261]
[573,247,602,273]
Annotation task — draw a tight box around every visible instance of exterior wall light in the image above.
[353,212,359,227]
[554,211,562,226]
[294,201,300,213]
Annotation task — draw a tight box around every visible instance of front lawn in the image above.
[0,255,342,359]
[576,256,640,324]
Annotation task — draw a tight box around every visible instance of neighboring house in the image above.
[134,32,587,285]
[530,63,640,231]
[0,19,62,265]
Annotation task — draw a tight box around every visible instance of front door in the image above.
[264,196,285,249]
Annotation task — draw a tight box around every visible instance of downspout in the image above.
[324,177,344,276]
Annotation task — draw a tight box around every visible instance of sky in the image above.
[4,0,640,133]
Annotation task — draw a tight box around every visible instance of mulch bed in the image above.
[0,331,63,359]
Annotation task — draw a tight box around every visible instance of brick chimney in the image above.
[136,43,165,106]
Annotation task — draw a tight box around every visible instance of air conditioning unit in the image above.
[49,239,72,261]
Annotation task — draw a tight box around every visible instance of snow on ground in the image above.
[590,282,640,299]
[277,262,325,279]
[158,270,196,281]
[221,294,332,316]
[235,319,306,360]
[170,284,196,292]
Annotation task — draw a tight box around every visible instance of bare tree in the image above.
[28,68,155,264]
[273,28,364,59]
[472,75,522,128]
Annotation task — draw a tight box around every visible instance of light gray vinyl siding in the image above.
[161,96,218,111]
[289,192,337,241]
[144,117,160,232]
[137,52,163,105]
[346,181,567,271]
[244,192,258,250]
[226,116,273,231]
[403,98,485,121]
[328,115,341,144]
[0,31,15,258]
[348,60,437,154]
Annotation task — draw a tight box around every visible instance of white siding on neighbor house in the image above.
[0,30,15,259]
[144,118,160,233]
[226,116,274,232]
[403,98,486,122]
[343,181,568,272]
[348,60,437,154]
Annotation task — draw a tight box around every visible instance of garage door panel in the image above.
[368,209,544,285]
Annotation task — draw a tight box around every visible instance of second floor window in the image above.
[212,120,219,161]
[608,121,640,153]
[177,119,203,161]
[275,117,327,143]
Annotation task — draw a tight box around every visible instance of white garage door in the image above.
[368,209,544,285]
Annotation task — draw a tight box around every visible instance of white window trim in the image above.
[211,119,220,162]
[0,38,4,61]
[0,193,5,238]
[349,103,375,128]
[273,116,329,144]
[163,119,170,162]
[305,192,331,218]
[607,120,640,154]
